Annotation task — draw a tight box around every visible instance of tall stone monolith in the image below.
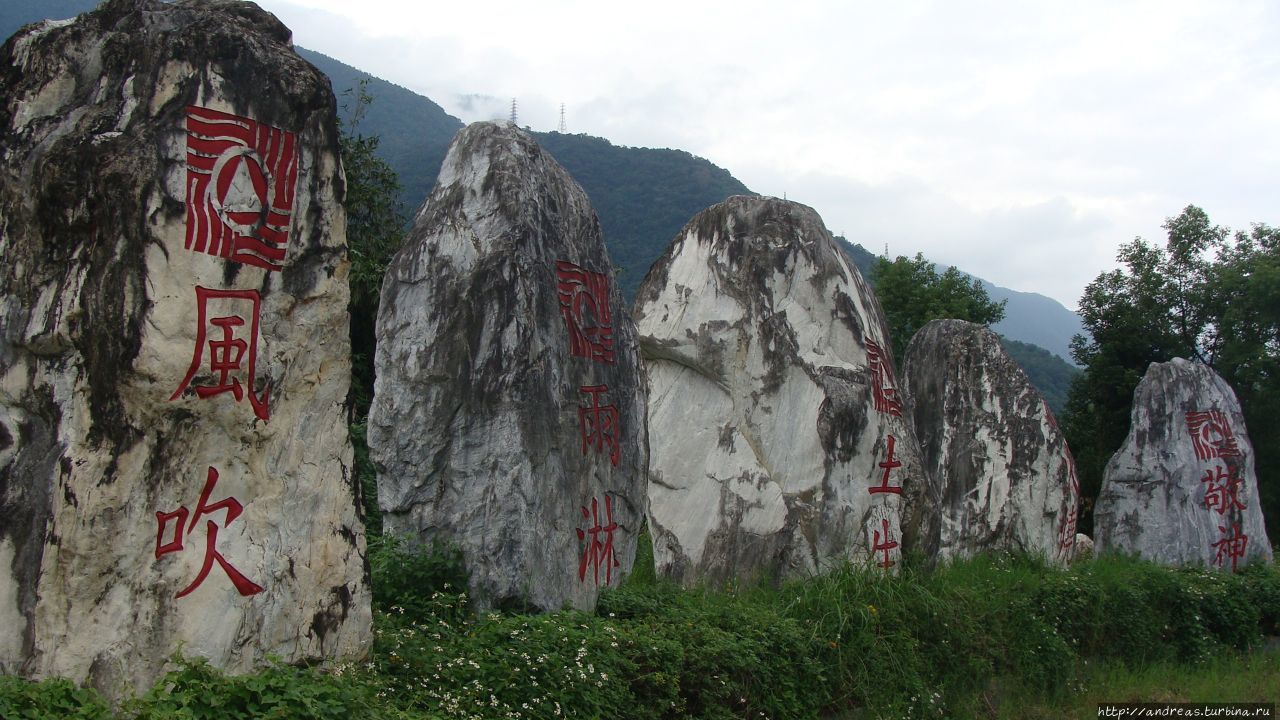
[369,121,648,611]
[633,195,935,586]
[902,319,1079,563]
[1094,358,1272,571]
[0,0,371,697]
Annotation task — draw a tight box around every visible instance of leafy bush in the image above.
[369,534,469,620]
[0,676,113,720]
[3,549,1277,719]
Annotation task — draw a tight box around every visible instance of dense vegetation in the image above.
[1061,206,1280,535]
[5,539,1277,719]
[870,252,1008,359]
[532,132,751,300]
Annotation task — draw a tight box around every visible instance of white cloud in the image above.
[258,0,1280,308]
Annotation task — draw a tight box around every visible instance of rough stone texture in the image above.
[634,195,933,587]
[369,121,647,611]
[0,0,371,697]
[1094,358,1272,571]
[902,319,1079,563]
[1073,533,1094,562]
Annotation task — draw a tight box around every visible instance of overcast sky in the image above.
[255,0,1279,309]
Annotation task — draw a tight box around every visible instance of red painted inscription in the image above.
[171,286,270,421]
[184,106,298,271]
[556,260,615,364]
[1185,410,1240,460]
[1211,524,1249,573]
[1201,465,1246,516]
[155,466,263,598]
[578,385,621,466]
[577,496,620,585]
[872,518,899,569]
[869,434,903,495]
[866,339,902,416]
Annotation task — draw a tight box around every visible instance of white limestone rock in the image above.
[1094,358,1272,571]
[902,319,1080,563]
[369,121,647,611]
[0,0,371,697]
[634,196,932,586]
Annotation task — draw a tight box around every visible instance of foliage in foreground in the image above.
[5,549,1277,720]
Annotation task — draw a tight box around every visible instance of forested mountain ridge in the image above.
[3,0,1083,374]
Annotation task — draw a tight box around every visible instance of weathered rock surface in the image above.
[0,0,370,696]
[902,319,1079,563]
[634,195,932,586]
[369,121,647,611]
[1094,358,1272,571]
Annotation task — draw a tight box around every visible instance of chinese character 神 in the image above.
[871,518,899,569]
[1211,523,1249,573]
[869,434,903,495]
[185,105,298,272]
[1201,465,1246,516]
[577,496,620,585]
[1185,410,1240,461]
[171,286,270,421]
[155,466,263,598]
[556,260,615,364]
[578,385,621,466]
[866,339,901,417]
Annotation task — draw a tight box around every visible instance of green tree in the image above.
[1062,206,1280,536]
[870,252,1007,358]
[339,80,406,535]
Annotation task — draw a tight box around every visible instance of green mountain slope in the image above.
[296,48,463,215]
[5,0,1084,405]
[532,131,752,299]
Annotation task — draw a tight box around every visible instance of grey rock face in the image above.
[369,122,647,611]
[1094,358,1272,571]
[634,195,932,586]
[902,320,1079,563]
[0,0,371,696]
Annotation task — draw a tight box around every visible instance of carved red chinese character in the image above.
[1057,507,1078,553]
[171,286,270,421]
[578,384,621,466]
[866,339,901,416]
[1201,465,1246,515]
[871,518,899,569]
[155,466,263,598]
[1058,463,1081,554]
[185,105,298,271]
[869,434,903,495]
[1211,523,1249,573]
[556,260,615,364]
[1185,410,1240,460]
[577,496,620,585]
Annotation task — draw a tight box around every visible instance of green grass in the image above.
[3,547,1277,719]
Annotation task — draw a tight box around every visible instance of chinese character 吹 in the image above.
[577,496,620,586]
[556,260,615,364]
[578,384,621,466]
[866,339,902,417]
[1185,410,1240,460]
[170,286,270,421]
[869,434,903,495]
[871,517,899,569]
[155,466,263,598]
[1201,465,1247,516]
[184,105,298,271]
[1211,523,1249,573]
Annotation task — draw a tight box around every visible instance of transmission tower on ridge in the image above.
[509,98,518,125]
[558,103,567,133]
